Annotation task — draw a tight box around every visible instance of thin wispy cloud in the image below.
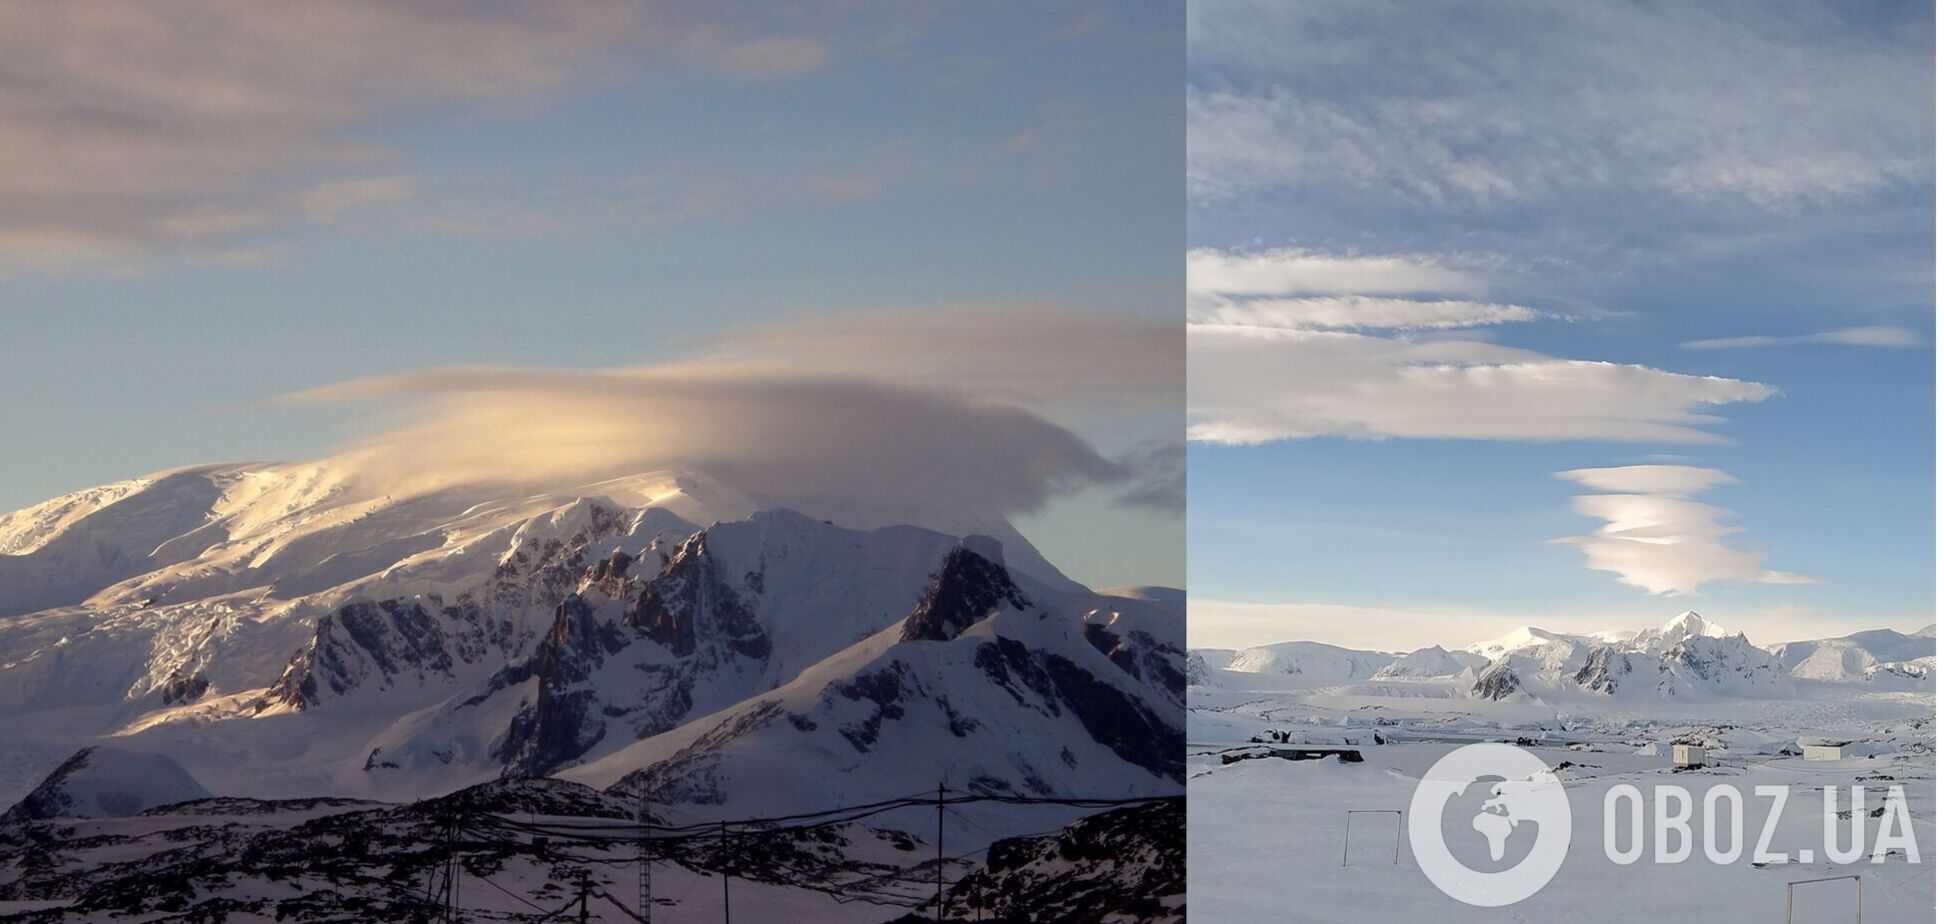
[1681,326,1925,350]
[0,1,845,265]
[1554,465,1817,596]
[296,178,417,224]
[1189,1,1931,211]
[697,304,1182,408]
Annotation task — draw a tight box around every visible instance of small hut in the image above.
[1803,743,1851,761]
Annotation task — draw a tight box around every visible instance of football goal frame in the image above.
[1341,809,1402,867]
[1785,874,1861,924]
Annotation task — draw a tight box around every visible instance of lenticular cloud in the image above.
[1553,464,1816,595]
[281,363,1132,529]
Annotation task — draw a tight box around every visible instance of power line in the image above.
[392,790,1182,919]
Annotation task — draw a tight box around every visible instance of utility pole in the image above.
[638,783,652,922]
[936,783,945,922]
[720,820,731,924]
[577,869,591,924]
[445,815,453,924]
[441,811,457,924]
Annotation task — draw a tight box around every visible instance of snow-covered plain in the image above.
[1189,616,1935,922]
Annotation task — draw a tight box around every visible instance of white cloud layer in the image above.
[1554,465,1739,496]
[1191,295,1537,331]
[1190,327,1773,444]
[1187,247,1486,298]
[1681,326,1925,350]
[1186,249,1775,444]
[1554,465,1816,595]
[287,364,1127,532]
[275,306,1181,531]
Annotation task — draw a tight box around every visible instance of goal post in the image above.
[1342,809,1403,867]
[1785,874,1861,924]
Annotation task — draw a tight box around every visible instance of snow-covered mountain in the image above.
[0,462,1183,832]
[1191,612,1930,703]
[0,747,211,822]
[1191,641,1483,687]
[1461,615,1792,700]
[1770,625,1937,684]
[1626,610,1731,651]
[558,550,1184,824]
[1373,645,1485,678]
[1220,641,1395,681]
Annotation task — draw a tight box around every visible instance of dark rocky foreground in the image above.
[888,798,1187,924]
[0,780,1184,922]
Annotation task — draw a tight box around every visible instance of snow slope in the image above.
[558,539,1185,833]
[1772,626,1937,683]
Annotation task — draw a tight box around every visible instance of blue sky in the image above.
[1188,0,1934,648]
[0,1,1184,589]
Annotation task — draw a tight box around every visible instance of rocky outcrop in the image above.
[1572,646,1633,694]
[159,669,209,705]
[1084,623,1187,701]
[496,597,632,778]
[257,598,455,711]
[627,533,769,661]
[976,637,1184,782]
[1472,661,1523,700]
[900,544,1031,643]
[941,798,1186,924]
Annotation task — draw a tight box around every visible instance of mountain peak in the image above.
[1668,610,1715,630]
[2,746,211,822]
[1631,611,1731,649]
[898,544,1030,643]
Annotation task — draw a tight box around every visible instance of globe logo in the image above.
[1408,743,1572,907]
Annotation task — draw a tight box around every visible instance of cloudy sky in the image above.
[0,1,1184,588]
[1188,0,1934,648]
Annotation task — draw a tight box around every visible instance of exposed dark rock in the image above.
[495,597,631,778]
[158,669,209,705]
[973,637,1183,782]
[934,798,1186,924]
[1573,646,1630,694]
[1041,653,1184,781]
[627,532,770,661]
[1473,661,1523,700]
[0,749,96,823]
[255,598,456,711]
[1084,624,1186,700]
[899,546,1031,643]
[834,664,913,752]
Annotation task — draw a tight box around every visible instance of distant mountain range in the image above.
[1192,612,1935,701]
